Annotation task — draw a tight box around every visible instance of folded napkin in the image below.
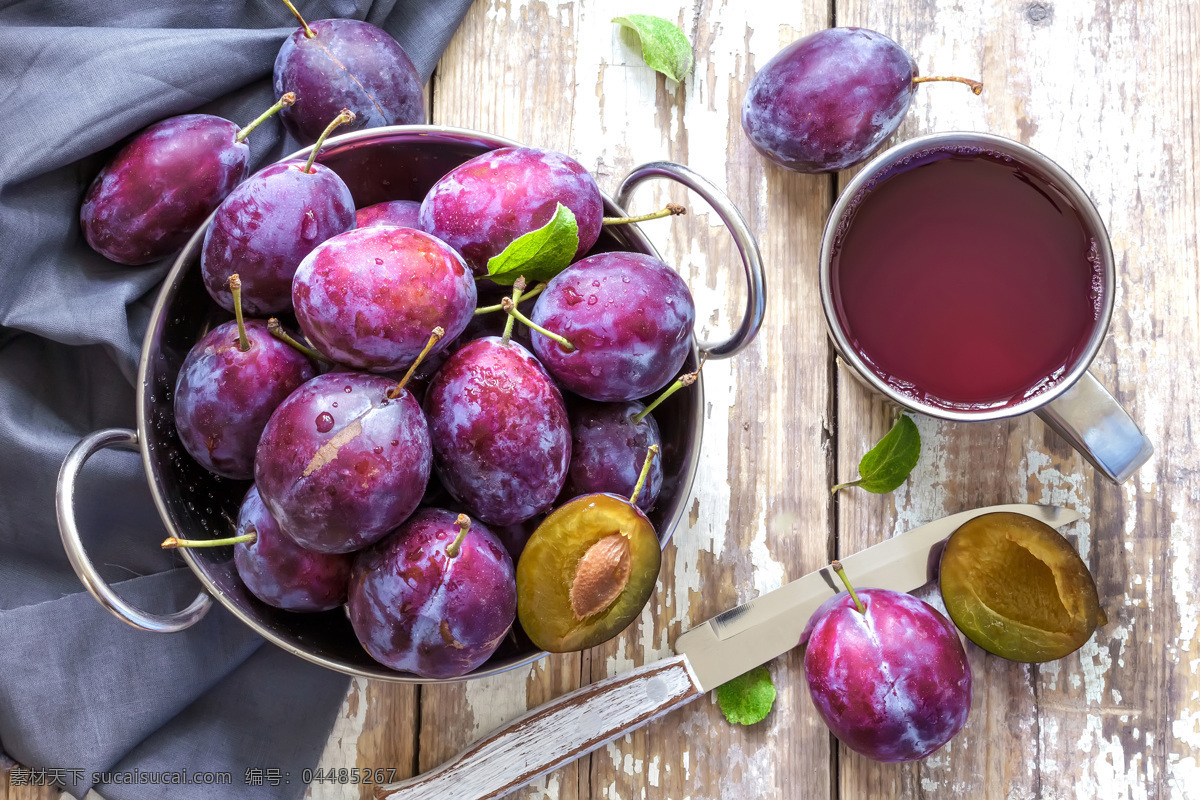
[0,2,473,797]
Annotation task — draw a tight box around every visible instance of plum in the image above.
[517,458,662,654]
[419,147,603,275]
[174,277,316,480]
[525,252,695,401]
[201,112,357,315]
[80,95,293,265]
[233,486,351,612]
[940,512,1105,662]
[424,336,571,526]
[802,562,972,763]
[566,399,662,511]
[273,14,423,145]
[293,226,476,372]
[348,509,516,678]
[254,369,432,554]
[356,200,423,230]
[741,28,982,173]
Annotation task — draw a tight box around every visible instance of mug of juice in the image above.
[819,131,1152,483]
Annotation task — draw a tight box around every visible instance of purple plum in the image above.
[529,252,695,401]
[424,337,571,526]
[81,116,246,265]
[803,586,972,762]
[419,147,603,275]
[254,372,431,553]
[292,227,476,372]
[201,159,355,316]
[741,28,981,173]
[174,317,316,480]
[356,200,423,229]
[234,485,351,612]
[348,508,516,678]
[565,400,662,511]
[274,18,424,145]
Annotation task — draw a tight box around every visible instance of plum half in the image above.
[939,512,1105,662]
[517,489,661,653]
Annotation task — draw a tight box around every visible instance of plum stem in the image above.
[236,93,296,143]
[500,277,527,345]
[831,560,866,615]
[446,514,471,558]
[633,354,707,424]
[304,110,354,173]
[602,203,687,227]
[913,75,984,95]
[268,318,334,364]
[629,444,660,507]
[228,274,250,352]
[163,527,257,549]
[475,281,545,315]
[281,0,315,38]
[502,297,575,352]
[388,327,444,399]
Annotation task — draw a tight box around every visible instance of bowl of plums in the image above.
[57,121,765,682]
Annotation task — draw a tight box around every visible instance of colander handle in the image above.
[56,428,212,633]
[615,161,765,359]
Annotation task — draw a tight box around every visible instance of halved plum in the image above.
[939,511,1105,662]
[516,492,661,653]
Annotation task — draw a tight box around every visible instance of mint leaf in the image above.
[716,665,776,726]
[486,203,579,286]
[832,414,921,494]
[613,15,693,83]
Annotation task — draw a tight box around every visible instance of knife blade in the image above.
[676,502,1080,691]
[377,503,1080,800]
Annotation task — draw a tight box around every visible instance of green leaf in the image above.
[612,14,694,83]
[486,203,579,286]
[716,665,776,726]
[832,414,922,495]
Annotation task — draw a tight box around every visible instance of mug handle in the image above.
[615,162,766,359]
[56,428,212,632]
[1036,372,1153,484]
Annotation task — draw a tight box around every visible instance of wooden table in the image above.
[4,1,1197,799]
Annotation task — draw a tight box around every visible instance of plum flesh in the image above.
[174,318,315,480]
[424,337,571,526]
[234,486,351,612]
[81,115,248,265]
[254,372,431,553]
[201,161,355,316]
[348,508,516,678]
[529,252,695,402]
[419,147,603,275]
[803,587,972,762]
[274,18,424,145]
[292,227,476,372]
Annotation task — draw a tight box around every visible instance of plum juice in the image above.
[831,148,1104,410]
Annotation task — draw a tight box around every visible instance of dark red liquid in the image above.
[831,149,1103,411]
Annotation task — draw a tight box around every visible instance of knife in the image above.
[375,503,1080,800]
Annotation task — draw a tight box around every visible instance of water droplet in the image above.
[332,401,338,408]
[587,295,598,305]
[622,276,631,283]
[375,258,384,266]
[315,412,335,433]
[374,446,384,454]
[591,280,600,288]
[391,440,399,447]
[344,385,352,393]
[563,286,583,306]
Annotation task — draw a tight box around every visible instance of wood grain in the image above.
[834,1,1200,798]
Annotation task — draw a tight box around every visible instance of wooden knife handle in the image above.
[375,654,704,800]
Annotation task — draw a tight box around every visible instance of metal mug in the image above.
[819,131,1152,484]
[56,126,766,681]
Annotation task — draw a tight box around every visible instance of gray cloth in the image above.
[0,1,473,797]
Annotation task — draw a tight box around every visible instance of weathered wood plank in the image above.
[834,1,1200,798]
[577,2,835,799]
